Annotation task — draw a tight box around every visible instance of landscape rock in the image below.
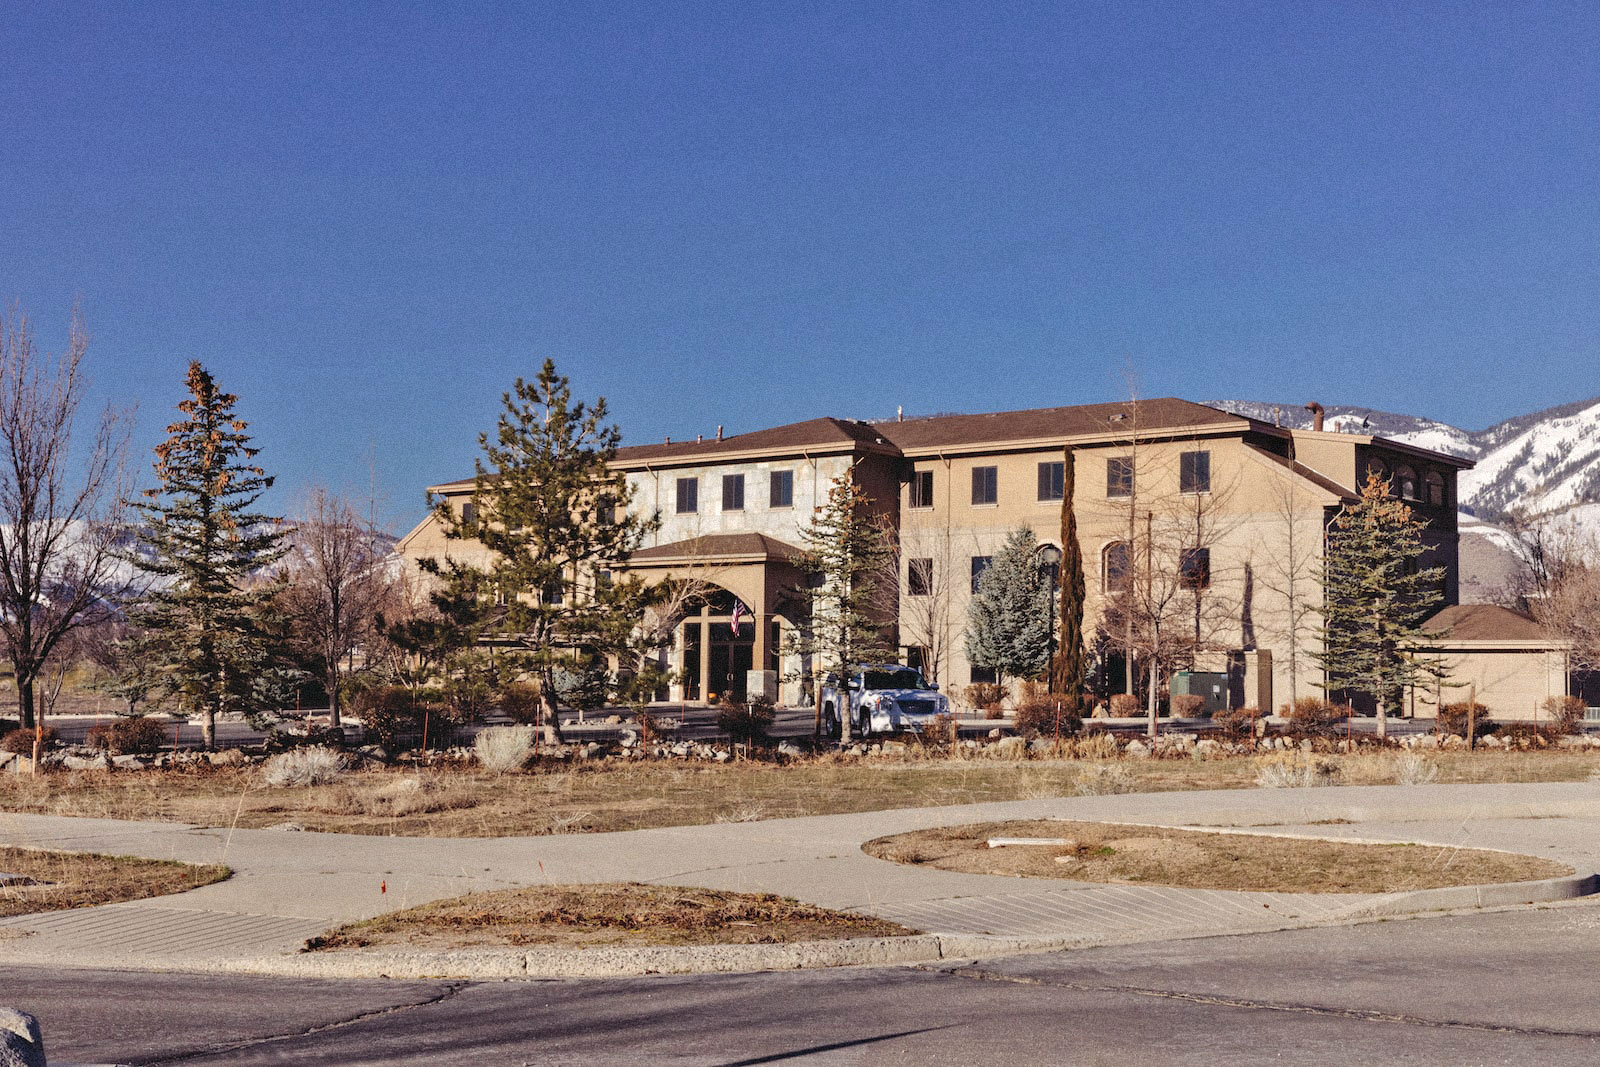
[1194,739,1223,758]
[993,736,1026,760]
[1124,739,1151,758]
[0,1007,44,1067]
[1479,734,1502,748]
[777,741,804,758]
[619,730,638,748]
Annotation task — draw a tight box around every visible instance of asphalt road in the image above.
[9,903,1600,1066]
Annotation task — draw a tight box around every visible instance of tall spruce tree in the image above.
[131,362,289,749]
[789,472,895,743]
[1314,472,1445,738]
[425,359,657,743]
[966,526,1053,689]
[1051,448,1087,707]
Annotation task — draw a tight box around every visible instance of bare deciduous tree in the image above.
[1501,512,1600,672]
[281,487,391,727]
[0,306,133,761]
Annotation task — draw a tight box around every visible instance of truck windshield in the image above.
[863,669,924,690]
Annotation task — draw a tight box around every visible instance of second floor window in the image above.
[770,469,793,508]
[460,501,477,525]
[971,466,998,505]
[907,558,933,597]
[1107,456,1133,498]
[1180,450,1211,494]
[722,473,745,511]
[676,477,698,514]
[1038,461,1064,501]
[909,470,934,509]
[970,555,992,593]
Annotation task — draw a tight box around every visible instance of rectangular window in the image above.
[909,470,934,509]
[971,466,998,506]
[769,469,794,508]
[544,579,565,606]
[1180,451,1211,494]
[970,555,992,594]
[1106,456,1133,498]
[460,501,477,525]
[1180,547,1211,590]
[722,473,745,511]
[970,664,997,685]
[675,477,698,514]
[907,558,933,597]
[1037,461,1065,501]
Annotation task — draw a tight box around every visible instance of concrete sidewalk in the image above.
[2,781,1598,978]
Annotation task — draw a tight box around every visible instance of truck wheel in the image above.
[823,704,839,740]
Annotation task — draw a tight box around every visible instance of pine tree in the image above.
[788,472,895,742]
[1314,473,1445,738]
[424,359,658,743]
[966,526,1053,688]
[131,362,290,749]
[1051,449,1087,708]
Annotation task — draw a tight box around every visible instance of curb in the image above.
[123,868,1594,981]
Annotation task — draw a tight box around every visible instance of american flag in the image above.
[730,599,748,636]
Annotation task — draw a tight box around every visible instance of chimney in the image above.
[696,433,703,443]
[897,405,903,422]
[716,425,723,441]
[665,435,671,444]
[1304,402,1325,432]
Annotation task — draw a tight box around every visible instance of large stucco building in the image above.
[402,397,1483,714]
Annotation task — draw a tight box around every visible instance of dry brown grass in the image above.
[0,845,229,917]
[863,819,1572,894]
[0,748,1596,838]
[305,882,914,951]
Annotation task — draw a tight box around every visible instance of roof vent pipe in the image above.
[665,436,671,444]
[696,433,703,443]
[897,405,903,422]
[1304,402,1325,432]
[716,425,723,441]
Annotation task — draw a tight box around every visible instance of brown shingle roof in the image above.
[874,398,1252,452]
[616,417,892,465]
[1424,604,1555,643]
[627,533,806,564]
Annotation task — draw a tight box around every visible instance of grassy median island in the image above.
[0,748,1596,837]
[304,883,915,952]
[864,819,1573,894]
[0,845,229,917]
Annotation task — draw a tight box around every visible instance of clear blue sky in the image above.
[5,2,1597,531]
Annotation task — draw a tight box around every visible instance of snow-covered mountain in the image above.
[1209,397,1600,522]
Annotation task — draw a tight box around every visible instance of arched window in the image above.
[1364,457,1389,486]
[1395,465,1418,500]
[1425,471,1446,507]
[1103,541,1132,594]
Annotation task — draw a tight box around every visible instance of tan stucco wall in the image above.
[1414,647,1571,721]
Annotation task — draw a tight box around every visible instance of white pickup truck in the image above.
[819,664,950,739]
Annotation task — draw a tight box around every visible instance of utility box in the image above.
[1171,671,1229,716]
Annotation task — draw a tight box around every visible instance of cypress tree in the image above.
[1313,473,1445,738]
[1051,448,1087,708]
[131,362,290,749]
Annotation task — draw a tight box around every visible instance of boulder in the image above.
[993,736,1027,760]
[1124,739,1151,758]
[1479,734,1502,748]
[1194,739,1223,758]
[619,730,639,748]
[0,1008,44,1067]
[777,741,804,758]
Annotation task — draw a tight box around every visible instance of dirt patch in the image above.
[1,748,1597,838]
[0,846,229,917]
[863,820,1574,894]
[305,882,915,951]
